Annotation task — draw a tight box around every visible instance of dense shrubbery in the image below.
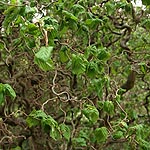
[0,0,150,149]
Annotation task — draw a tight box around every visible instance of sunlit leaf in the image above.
[82,105,99,124]
[112,130,124,139]
[26,116,40,128]
[50,126,61,140]
[85,18,102,29]
[34,46,54,71]
[60,123,71,141]
[94,127,108,143]
[97,48,110,61]
[62,10,78,21]
[4,84,16,100]
[86,62,99,78]
[103,101,114,115]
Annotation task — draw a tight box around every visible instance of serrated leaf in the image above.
[94,127,108,143]
[62,10,78,21]
[97,48,110,61]
[103,101,114,115]
[59,46,69,63]
[34,46,54,71]
[90,78,105,98]
[26,110,46,127]
[35,46,53,61]
[60,123,71,141]
[73,137,87,147]
[71,54,86,75]
[42,115,58,128]
[3,6,20,28]
[50,126,61,140]
[112,130,124,139]
[72,4,85,16]
[26,116,40,128]
[86,62,99,78]
[34,57,54,71]
[4,84,16,100]
[26,23,39,35]
[82,105,99,124]
[105,2,115,15]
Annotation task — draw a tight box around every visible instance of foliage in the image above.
[0,0,150,149]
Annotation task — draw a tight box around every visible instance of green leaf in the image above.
[26,23,39,35]
[90,78,105,98]
[59,46,70,63]
[34,58,54,71]
[26,110,61,139]
[128,124,143,137]
[112,130,124,139]
[115,94,121,102]
[97,101,104,109]
[94,127,108,143]
[62,10,78,21]
[35,46,53,62]
[60,123,71,141]
[50,126,61,140]
[34,46,54,71]
[97,48,110,61]
[0,92,4,105]
[41,115,58,128]
[141,19,150,30]
[4,84,16,100]
[28,110,47,119]
[0,83,4,93]
[105,2,115,15]
[72,4,85,16]
[120,121,128,129]
[142,0,150,6]
[103,101,114,115]
[71,54,86,75]
[10,146,21,150]
[43,17,58,26]
[138,138,150,150]
[85,18,102,29]
[86,62,99,78]
[26,110,47,127]
[139,62,146,74]
[82,105,99,124]
[26,116,40,128]
[72,137,87,147]
[3,6,20,29]
[25,6,37,14]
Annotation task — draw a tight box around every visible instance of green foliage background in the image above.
[0,0,150,149]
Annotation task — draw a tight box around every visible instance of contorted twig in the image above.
[52,65,71,101]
